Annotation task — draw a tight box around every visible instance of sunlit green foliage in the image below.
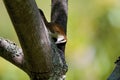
[0,0,120,80]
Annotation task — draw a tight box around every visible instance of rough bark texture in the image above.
[0,38,26,71]
[1,0,68,80]
[51,0,68,76]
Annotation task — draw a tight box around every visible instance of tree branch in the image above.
[3,0,53,79]
[51,0,68,52]
[50,0,68,79]
[0,38,27,71]
[51,0,68,33]
[2,0,68,80]
[108,57,120,80]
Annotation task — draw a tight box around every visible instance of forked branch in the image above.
[1,0,68,80]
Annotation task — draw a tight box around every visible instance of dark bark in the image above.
[51,0,68,33]
[108,57,120,80]
[51,0,68,78]
[51,0,68,52]
[1,0,68,80]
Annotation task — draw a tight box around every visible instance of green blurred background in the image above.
[0,0,120,80]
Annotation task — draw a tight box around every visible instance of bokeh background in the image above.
[0,0,120,80]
